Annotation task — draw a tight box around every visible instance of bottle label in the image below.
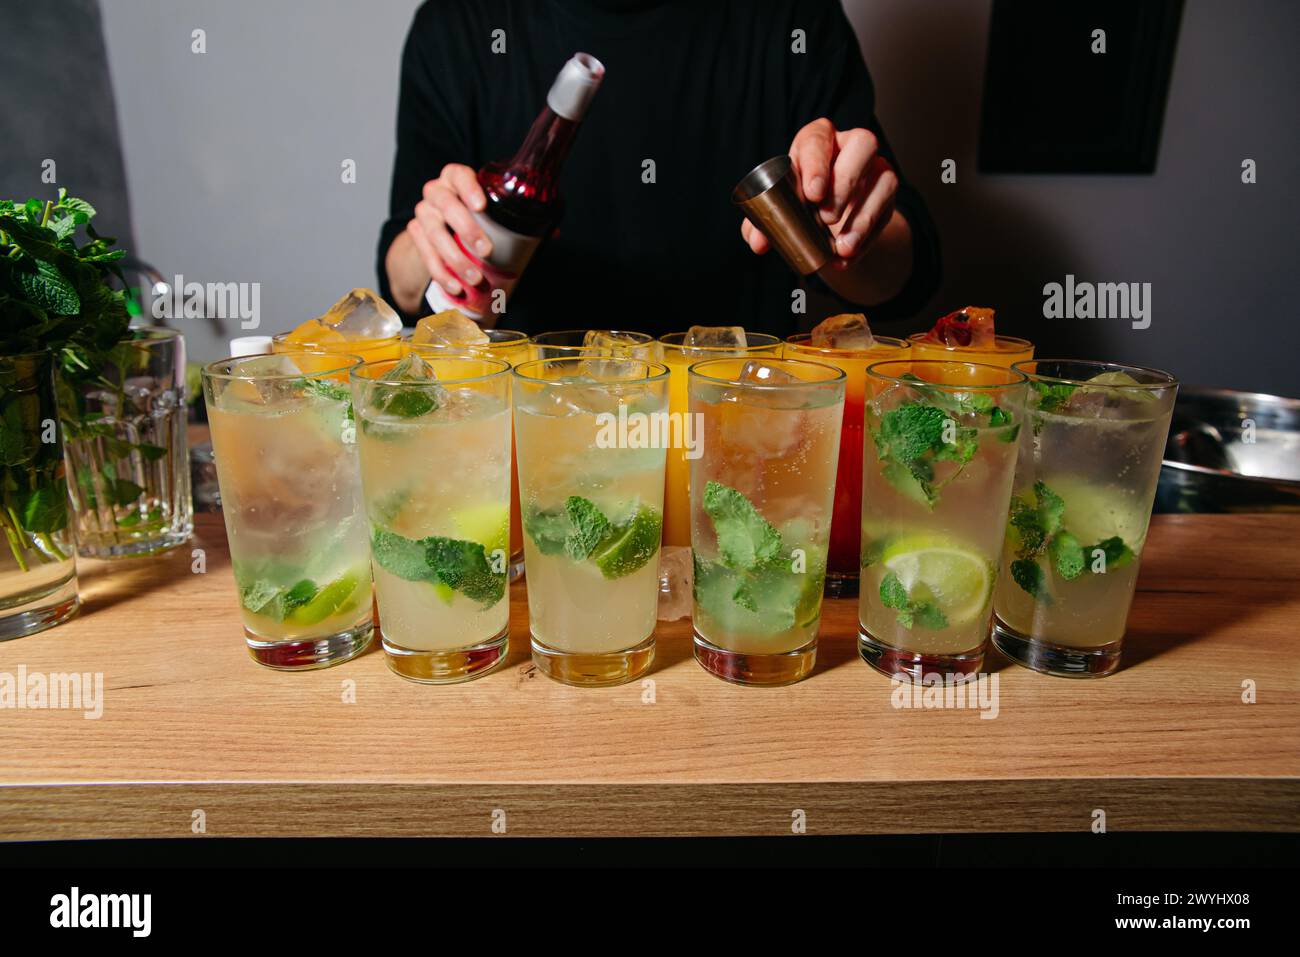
[424,211,541,319]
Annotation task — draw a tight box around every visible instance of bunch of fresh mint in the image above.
[869,379,1017,508]
[0,190,132,569]
[1007,481,1133,602]
[692,481,822,635]
[523,495,661,580]
[371,526,505,607]
[0,189,130,367]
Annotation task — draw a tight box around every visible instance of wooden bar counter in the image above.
[0,513,1296,840]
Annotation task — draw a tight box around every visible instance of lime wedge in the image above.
[452,502,510,554]
[591,506,662,580]
[286,570,365,626]
[880,534,992,626]
[1082,370,1158,401]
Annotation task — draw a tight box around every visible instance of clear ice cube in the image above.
[583,329,644,355]
[810,313,873,350]
[318,288,404,339]
[412,309,489,346]
[737,360,797,385]
[685,325,747,349]
[656,545,694,621]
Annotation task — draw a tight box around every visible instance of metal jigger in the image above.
[732,155,834,276]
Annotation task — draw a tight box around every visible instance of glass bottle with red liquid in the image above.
[425,53,605,319]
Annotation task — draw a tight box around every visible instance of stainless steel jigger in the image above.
[732,155,834,276]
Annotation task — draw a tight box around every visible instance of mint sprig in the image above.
[693,481,823,635]
[522,495,660,579]
[371,526,505,608]
[879,571,948,630]
[1007,481,1134,602]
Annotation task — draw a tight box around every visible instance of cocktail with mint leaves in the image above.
[353,354,512,683]
[993,360,1177,677]
[203,352,373,670]
[858,360,1027,679]
[688,357,845,686]
[513,356,669,686]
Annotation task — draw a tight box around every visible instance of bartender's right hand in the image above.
[405,163,493,300]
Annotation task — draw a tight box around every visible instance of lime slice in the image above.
[286,570,364,626]
[431,580,456,606]
[1040,475,1147,547]
[452,502,510,554]
[880,534,992,626]
[1082,370,1158,401]
[591,506,662,580]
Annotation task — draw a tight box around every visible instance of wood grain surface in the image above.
[0,513,1296,839]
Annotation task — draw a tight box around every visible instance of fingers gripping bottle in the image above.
[425,53,605,320]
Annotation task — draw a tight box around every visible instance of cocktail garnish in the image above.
[1007,481,1135,601]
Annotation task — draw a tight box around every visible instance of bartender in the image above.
[377,0,941,335]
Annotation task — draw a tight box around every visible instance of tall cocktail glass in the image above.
[858,360,1027,679]
[353,355,512,683]
[412,329,530,581]
[993,360,1177,677]
[203,352,373,670]
[513,356,669,686]
[688,357,845,686]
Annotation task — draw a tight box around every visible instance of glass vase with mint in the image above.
[0,190,133,639]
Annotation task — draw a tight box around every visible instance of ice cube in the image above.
[685,325,747,349]
[583,329,644,355]
[737,360,797,385]
[580,356,645,381]
[387,353,438,382]
[412,309,490,346]
[284,317,347,346]
[923,307,996,348]
[656,545,694,621]
[810,313,874,350]
[318,288,404,339]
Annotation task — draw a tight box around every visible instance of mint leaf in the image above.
[1033,481,1065,538]
[702,480,782,570]
[1086,535,1134,572]
[879,570,948,630]
[563,496,611,562]
[371,526,504,607]
[912,601,949,630]
[1049,529,1085,580]
[299,377,351,404]
[877,403,947,462]
[426,536,504,607]
[19,480,68,533]
[370,527,435,581]
[377,389,437,418]
[1010,558,1051,603]
[1032,380,1077,414]
[523,506,571,556]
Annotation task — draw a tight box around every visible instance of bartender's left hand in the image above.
[741,118,898,262]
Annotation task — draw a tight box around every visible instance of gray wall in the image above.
[92,0,1298,395]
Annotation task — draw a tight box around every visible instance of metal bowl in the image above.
[1157,387,1300,513]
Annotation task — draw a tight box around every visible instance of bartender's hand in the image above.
[385,163,494,315]
[740,118,913,305]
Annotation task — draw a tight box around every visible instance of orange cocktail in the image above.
[784,334,910,596]
[907,334,1033,378]
[658,332,781,547]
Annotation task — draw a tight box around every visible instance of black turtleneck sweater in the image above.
[377,0,941,335]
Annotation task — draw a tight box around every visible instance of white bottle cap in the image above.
[546,53,605,122]
[229,335,272,357]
